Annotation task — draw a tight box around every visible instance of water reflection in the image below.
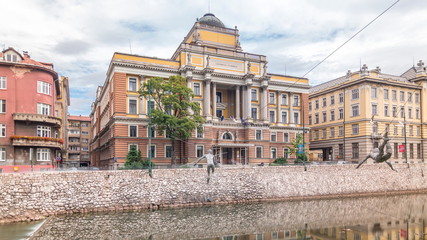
[28,194,427,240]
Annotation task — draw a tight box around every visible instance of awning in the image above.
[214,143,254,147]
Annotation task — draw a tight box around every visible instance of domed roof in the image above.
[198,13,225,28]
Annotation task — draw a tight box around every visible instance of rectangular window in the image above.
[0,100,5,113]
[394,125,398,135]
[282,94,288,105]
[37,103,50,115]
[0,124,5,137]
[37,81,51,95]
[409,125,413,136]
[128,144,138,151]
[415,93,420,103]
[392,106,397,117]
[339,126,344,136]
[251,89,257,101]
[82,131,89,135]
[330,95,335,105]
[281,111,287,123]
[408,108,412,119]
[271,148,277,159]
[251,108,258,120]
[351,89,359,100]
[149,145,156,158]
[394,143,398,159]
[352,105,359,117]
[322,112,327,122]
[338,108,344,119]
[352,124,359,135]
[196,145,204,158]
[283,148,289,159]
[417,144,421,159]
[400,91,405,101]
[373,124,378,133]
[128,99,137,114]
[283,133,289,142]
[315,100,319,109]
[407,92,412,102]
[128,77,137,91]
[417,126,421,136]
[322,129,327,139]
[293,95,299,106]
[37,148,50,161]
[371,87,377,98]
[315,130,319,140]
[308,115,312,125]
[196,127,203,138]
[0,147,5,161]
[148,126,155,138]
[308,102,312,111]
[256,146,262,158]
[330,110,335,121]
[294,112,299,124]
[129,125,137,137]
[269,111,275,123]
[410,143,414,159]
[384,105,389,117]
[416,109,420,119]
[330,127,335,138]
[0,77,6,89]
[256,130,262,140]
[322,98,327,107]
[338,144,344,159]
[352,143,359,159]
[339,93,344,103]
[385,124,390,132]
[147,100,155,114]
[269,93,275,104]
[271,132,277,142]
[384,89,389,100]
[372,104,378,115]
[193,83,200,95]
[165,145,172,158]
[392,90,397,101]
[37,126,51,137]
[401,126,405,136]
[400,107,405,118]
[315,113,319,124]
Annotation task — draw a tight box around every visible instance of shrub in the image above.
[273,157,288,165]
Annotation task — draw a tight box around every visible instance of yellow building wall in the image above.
[199,29,236,46]
[113,53,179,68]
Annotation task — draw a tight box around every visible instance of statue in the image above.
[194,149,217,183]
[206,55,210,68]
[247,62,251,73]
[356,132,396,171]
[187,53,191,65]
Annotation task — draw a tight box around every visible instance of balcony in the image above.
[10,136,64,149]
[13,113,61,126]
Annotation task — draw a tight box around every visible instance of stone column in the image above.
[139,75,145,116]
[289,92,294,124]
[204,80,211,117]
[277,91,281,123]
[235,86,240,119]
[212,82,217,119]
[246,85,252,120]
[261,87,267,121]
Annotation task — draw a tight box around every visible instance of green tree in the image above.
[140,75,205,165]
[124,145,143,169]
[289,133,308,163]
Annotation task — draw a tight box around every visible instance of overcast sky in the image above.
[1,0,426,115]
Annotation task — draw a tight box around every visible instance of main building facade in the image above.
[90,13,309,169]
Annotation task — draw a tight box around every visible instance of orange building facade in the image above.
[90,13,310,169]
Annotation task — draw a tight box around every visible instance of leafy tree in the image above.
[289,133,308,164]
[140,75,205,165]
[124,146,142,169]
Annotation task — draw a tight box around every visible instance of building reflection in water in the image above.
[29,194,427,240]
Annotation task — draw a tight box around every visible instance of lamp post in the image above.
[147,86,153,178]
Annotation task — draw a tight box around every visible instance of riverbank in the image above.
[1,163,426,224]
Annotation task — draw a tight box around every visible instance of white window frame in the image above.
[165,145,173,158]
[251,107,258,120]
[271,132,277,142]
[128,98,138,114]
[269,92,275,104]
[193,82,201,96]
[37,125,51,137]
[148,145,156,158]
[0,124,5,137]
[351,104,359,117]
[271,147,277,159]
[283,133,289,142]
[281,111,288,123]
[196,145,204,158]
[37,148,50,161]
[0,100,5,113]
[371,87,377,98]
[147,126,156,138]
[269,110,275,123]
[255,129,262,140]
[196,127,203,138]
[372,104,378,115]
[128,143,138,151]
[352,124,359,135]
[0,77,6,89]
[293,95,300,106]
[129,125,138,137]
[128,77,137,91]
[339,93,344,103]
[37,81,51,95]
[256,146,263,158]
[37,103,50,115]
[251,89,258,101]
[0,147,5,161]
[294,112,300,124]
[384,89,389,100]
[147,100,155,114]
[281,94,288,105]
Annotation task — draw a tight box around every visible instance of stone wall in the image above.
[1,163,427,223]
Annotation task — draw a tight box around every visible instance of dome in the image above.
[198,13,225,28]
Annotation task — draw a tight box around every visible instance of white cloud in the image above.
[1,0,426,115]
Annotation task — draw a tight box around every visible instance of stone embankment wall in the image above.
[1,163,426,223]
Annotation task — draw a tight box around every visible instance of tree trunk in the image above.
[171,139,176,166]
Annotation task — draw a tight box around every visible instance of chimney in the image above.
[23,51,30,58]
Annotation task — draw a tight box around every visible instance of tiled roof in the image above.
[400,67,416,79]
[309,75,347,93]
[68,115,90,121]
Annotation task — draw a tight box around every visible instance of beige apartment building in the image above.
[309,62,427,164]
[90,13,310,169]
[66,115,91,167]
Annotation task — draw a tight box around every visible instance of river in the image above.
[1,193,426,240]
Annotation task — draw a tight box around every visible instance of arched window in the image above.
[223,132,232,140]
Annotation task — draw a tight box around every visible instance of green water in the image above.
[2,194,427,240]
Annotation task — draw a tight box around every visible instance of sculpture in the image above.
[194,149,217,183]
[356,132,396,171]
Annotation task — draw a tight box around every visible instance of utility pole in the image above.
[147,86,153,178]
[404,112,408,166]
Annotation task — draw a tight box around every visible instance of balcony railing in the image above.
[13,113,61,126]
[10,136,64,149]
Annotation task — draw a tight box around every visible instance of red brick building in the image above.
[0,48,69,173]
[90,14,310,169]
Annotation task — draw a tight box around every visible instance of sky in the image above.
[1,0,426,115]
